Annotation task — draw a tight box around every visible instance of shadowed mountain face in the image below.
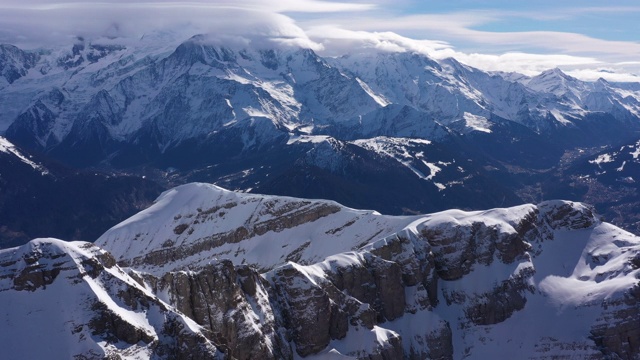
[3,185,639,359]
[1,36,640,241]
[0,136,164,247]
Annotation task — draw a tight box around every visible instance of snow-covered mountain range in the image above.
[2,34,640,236]
[3,184,639,359]
[3,35,639,156]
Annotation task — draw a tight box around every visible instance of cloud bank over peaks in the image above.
[305,27,636,81]
[305,26,452,56]
[0,1,346,50]
[0,1,638,82]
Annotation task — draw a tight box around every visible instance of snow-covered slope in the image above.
[92,184,640,359]
[2,36,639,168]
[2,35,381,155]
[0,238,221,360]
[96,183,417,274]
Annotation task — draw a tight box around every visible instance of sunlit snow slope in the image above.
[93,183,640,359]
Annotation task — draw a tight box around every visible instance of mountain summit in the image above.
[2,185,639,359]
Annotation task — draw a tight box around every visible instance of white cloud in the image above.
[304,25,640,82]
[564,69,640,83]
[302,10,640,56]
[0,0,373,48]
[299,6,640,82]
[0,1,639,82]
[306,26,451,56]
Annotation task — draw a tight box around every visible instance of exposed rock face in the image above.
[272,264,343,356]
[0,239,222,360]
[143,261,291,360]
[461,268,534,326]
[590,285,640,360]
[422,219,531,281]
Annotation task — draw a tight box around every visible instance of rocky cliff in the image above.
[0,238,221,359]
[1,185,639,359]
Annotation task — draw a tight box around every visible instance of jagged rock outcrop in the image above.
[0,45,39,85]
[141,261,291,360]
[0,239,222,360]
[589,281,640,359]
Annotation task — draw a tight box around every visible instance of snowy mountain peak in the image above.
[527,67,582,94]
[540,67,570,78]
[2,38,640,168]
[0,44,39,86]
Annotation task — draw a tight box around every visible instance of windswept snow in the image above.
[355,77,390,107]
[96,183,418,274]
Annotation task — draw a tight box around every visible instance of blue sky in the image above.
[293,0,640,80]
[0,0,638,80]
[399,1,638,43]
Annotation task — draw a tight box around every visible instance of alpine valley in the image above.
[2,32,640,359]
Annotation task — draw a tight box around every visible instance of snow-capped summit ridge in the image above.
[96,182,416,273]
[97,183,602,277]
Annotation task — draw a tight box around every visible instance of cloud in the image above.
[0,0,377,13]
[0,0,374,48]
[300,6,640,82]
[564,69,640,83]
[304,25,640,82]
[446,52,600,75]
[305,26,451,56]
[302,10,640,56]
[0,1,639,82]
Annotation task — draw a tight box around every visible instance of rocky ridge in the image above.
[2,185,640,359]
[99,184,640,358]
